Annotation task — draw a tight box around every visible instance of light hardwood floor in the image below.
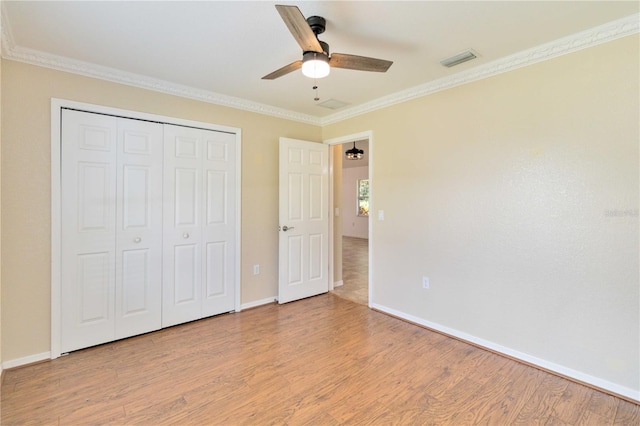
[1,294,638,425]
[332,236,368,306]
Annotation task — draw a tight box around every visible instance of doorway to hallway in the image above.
[327,134,372,307]
[333,236,368,305]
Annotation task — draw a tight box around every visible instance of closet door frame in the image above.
[51,98,242,359]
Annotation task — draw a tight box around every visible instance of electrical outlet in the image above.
[422,276,430,289]
[253,264,260,275]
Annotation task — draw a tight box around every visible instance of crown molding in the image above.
[0,5,321,126]
[2,45,322,125]
[320,12,640,126]
[1,9,638,127]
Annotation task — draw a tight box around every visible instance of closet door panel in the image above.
[206,170,226,224]
[163,125,203,327]
[76,252,112,322]
[202,131,236,316]
[115,119,163,339]
[61,110,117,352]
[175,168,198,226]
[120,249,150,312]
[174,244,199,303]
[205,241,226,297]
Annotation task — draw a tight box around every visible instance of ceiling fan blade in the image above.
[275,5,323,53]
[330,53,393,72]
[261,60,303,80]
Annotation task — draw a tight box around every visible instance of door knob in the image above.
[282,225,295,232]
[183,232,190,239]
[133,237,142,243]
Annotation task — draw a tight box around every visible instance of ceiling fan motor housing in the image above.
[312,40,330,56]
[305,16,329,55]
[306,16,326,35]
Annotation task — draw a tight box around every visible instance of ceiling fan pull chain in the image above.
[313,81,320,101]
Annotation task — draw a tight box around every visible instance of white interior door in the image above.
[278,138,329,304]
[61,110,163,352]
[61,110,118,352]
[163,125,203,326]
[163,125,236,326]
[201,130,237,317]
[115,118,163,339]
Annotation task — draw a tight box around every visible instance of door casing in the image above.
[323,131,373,308]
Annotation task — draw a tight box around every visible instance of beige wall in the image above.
[0,60,320,361]
[323,35,639,393]
[342,166,369,239]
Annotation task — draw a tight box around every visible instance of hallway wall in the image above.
[342,166,369,239]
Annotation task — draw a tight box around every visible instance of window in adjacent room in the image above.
[357,179,369,217]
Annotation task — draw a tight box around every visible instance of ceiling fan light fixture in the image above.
[302,51,330,79]
[345,141,364,160]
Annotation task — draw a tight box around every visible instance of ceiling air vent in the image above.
[440,50,478,68]
[317,99,350,110]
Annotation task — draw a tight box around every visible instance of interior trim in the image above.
[2,351,51,370]
[324,131,374,308]
[2,11,638,127]
[240,297,278,311]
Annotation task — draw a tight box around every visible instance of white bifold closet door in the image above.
[61,110,163,353]
[162,124,236,327]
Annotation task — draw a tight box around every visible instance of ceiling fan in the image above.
[262,4,393,80]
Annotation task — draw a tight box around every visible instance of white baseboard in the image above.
[3,351,51,370]
[334,280,344,287]
[371,303,640,403]
[240,297,277,311]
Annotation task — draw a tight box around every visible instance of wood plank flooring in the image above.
[1,294,638,425]
[332,236,368,306]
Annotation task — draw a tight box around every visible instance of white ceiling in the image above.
[2,1,638,124]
